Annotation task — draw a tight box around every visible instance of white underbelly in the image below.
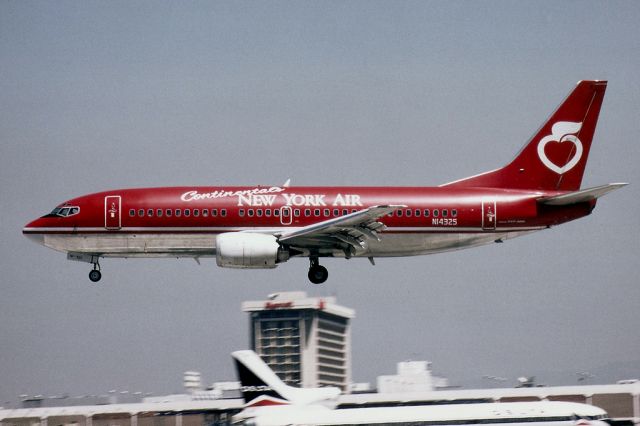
[39,229,540,259]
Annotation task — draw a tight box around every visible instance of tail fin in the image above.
[232,350,340,407]
[443,80,607,191]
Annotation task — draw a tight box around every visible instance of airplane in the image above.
[230,350,610,426]
[23,80,627,284]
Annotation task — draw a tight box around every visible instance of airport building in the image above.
[2,291,639,426]
[242,291,355,391]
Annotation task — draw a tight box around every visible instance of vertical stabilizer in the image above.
[443,80,607,191]
[232,350,340,407]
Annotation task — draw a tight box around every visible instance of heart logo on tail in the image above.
[537,121,583,174]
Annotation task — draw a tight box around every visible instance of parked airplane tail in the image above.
[443,80,607,191]
[232,350,341,407]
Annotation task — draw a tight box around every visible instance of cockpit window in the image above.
[48,205,80,218]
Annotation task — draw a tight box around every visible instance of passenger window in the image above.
[424,209,430,217]
[452,209,458,217]
[194,209,200,217]
[415,209,421,217]
[274,209,279,217]
[202,209,209,217]
[342,209,348,216]
[406,209,412,217]
[324,209,330,217]
[221,209,227,217]
[265,209,271,217]
[294,209,300,217]
[257,209,263,217]
[248,210,254,217]
[443,209,448,217]
[184,209,190,217]
[175,209,182,217]
[397,210,403,217]
[304,209,311,217]
[166,209,172,217]
[282,209,289,217]
[129,209,136,217]
[212,209,218,217]
[157,209,163,217]
[333,209,339,216]
[314,209,320,217]
[147,209,154,217]
[433,209,439,217]
[239,209,245,217]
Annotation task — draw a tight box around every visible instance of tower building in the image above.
[242,291,355,392]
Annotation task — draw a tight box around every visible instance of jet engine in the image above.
[215,232,289,269]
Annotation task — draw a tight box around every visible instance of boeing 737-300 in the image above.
[23,80,626,284]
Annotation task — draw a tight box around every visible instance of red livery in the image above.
[23,81,626,283]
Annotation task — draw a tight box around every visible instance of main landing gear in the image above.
[88,261,102,282]
[308,257,328,284]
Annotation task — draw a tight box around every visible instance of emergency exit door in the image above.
[105,195,122,230]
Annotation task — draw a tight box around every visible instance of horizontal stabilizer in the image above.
[539,183,628,206]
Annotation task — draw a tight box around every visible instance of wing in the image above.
[278,205,406,257]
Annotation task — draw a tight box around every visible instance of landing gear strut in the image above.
[308,257,328,284]
[88,261,102,282]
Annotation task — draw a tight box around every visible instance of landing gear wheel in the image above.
[89,269,102,282]
[308,264,328,284]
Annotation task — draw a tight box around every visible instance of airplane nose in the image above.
[23,218,47,245]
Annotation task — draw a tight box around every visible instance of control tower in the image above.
[242,291,355,392]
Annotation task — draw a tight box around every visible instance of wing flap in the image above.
[539,183,627,206]
[278,205,406,253]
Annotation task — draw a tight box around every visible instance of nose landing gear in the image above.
[308,257,328,284]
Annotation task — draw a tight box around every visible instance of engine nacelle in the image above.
[215,232,288,269]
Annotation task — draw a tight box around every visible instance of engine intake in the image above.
[216,232,288,269]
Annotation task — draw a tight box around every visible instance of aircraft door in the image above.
[280,206,292,225]
[105,195,122,230]
[482,200,497,230]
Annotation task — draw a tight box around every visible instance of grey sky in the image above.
[1,1,639,405]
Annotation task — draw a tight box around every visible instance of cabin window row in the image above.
[129,208,228,218]
[239,208,359,218]
[390,208,458,218]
